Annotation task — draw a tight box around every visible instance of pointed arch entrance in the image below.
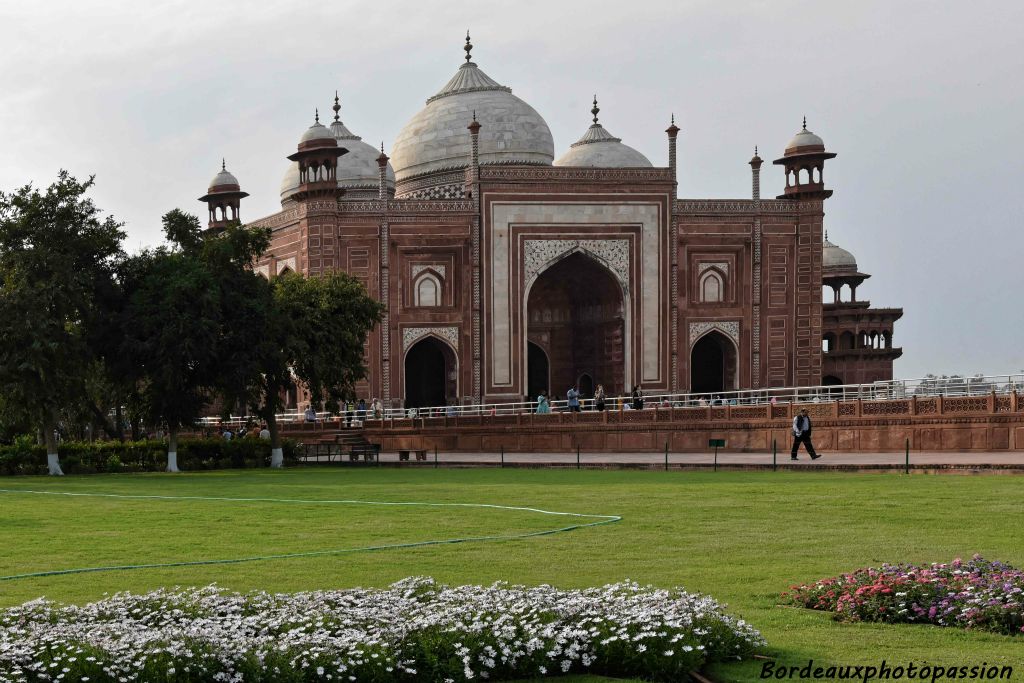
[690,331,738,395]
[525,251,626,397]
[404,336,458,409]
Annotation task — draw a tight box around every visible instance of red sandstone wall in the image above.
[363,395,1024,453]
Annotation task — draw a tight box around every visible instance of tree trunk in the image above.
[115,401,125,441]
[88,400,118,441]
[268,412,283,468]
[43,413,63,476]
[166,427,180,472]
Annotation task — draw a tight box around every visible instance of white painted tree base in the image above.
[47,453,64,476]
[166,451,180,472]
[270,448,284,468]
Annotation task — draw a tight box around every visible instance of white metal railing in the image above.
[195,373,1023,427]
[372,373,1024,421]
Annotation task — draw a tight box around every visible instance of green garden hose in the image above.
[0,488,621,582]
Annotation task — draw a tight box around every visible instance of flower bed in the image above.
[0,578,763,682]
[785,556,1024,635]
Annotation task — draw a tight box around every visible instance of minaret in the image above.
[467,106,483,401]
[749,146,762,200]
[749,146,764,388]
[198,159,249,233]
[467,110,481,195]
[666,113,681,390]
[773,117,836,200]
[376,142,389,201]
[666,113,680,185]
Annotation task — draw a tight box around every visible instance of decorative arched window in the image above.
[414,273,441,307]
[699,270,724,303]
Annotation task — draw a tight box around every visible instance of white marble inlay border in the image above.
[276,257,296,275]
[402,326,459,352]
[689,320,740,347]
[488,202,662,389]
[523,239,630,292]
[698,261,729,276]
[411,264,446,279]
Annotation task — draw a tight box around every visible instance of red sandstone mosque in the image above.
[199,35,902,410]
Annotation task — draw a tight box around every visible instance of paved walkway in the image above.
[305,450,1024,471]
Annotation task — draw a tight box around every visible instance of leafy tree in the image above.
[0,172,125,474]
[120,210,221,471]
[224,269,383,467]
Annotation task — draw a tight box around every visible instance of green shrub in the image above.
[0,438,299,476]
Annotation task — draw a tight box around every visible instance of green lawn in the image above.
[1,468,1022,681]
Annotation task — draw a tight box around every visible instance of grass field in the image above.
[1,468,1022,681]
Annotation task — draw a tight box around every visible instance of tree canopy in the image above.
[0,172,125,473]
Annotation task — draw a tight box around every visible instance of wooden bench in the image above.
[399,449,429,461]
[348,444,380,462]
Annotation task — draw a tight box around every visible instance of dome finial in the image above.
[380,141,384,154]
[591,95,600,125]
[333,91,341,122]
[825,228,829,241]
[671,113,675,126]
[315,108,320,124]
[802,115,807,130]
[464,30,473,63]
[754,145,758,156]
[221,158,226,171]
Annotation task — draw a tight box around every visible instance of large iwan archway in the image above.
[404,336,458,408]
[690,331,738,395]
[525,251,626,398]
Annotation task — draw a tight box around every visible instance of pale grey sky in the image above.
[1,0,1021,378]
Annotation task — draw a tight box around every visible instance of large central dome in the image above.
[390,36,554,191]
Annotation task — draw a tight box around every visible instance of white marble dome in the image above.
[785,119,825,154]
[390,59,554,181]
[823,233,857,272]
[554,101,651,168]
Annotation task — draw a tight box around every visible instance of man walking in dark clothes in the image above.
[791,408,822,460]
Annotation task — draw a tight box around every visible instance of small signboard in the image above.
[708,439,726,448]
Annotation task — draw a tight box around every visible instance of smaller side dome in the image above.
[823,232,858,273]
[785,117,825,155]
[553,97,652,168]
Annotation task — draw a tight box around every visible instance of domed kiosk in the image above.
[820,230,903,385]
[390,33,554,198]
[281,93,395,205]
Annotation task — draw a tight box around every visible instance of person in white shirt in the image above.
[791,408,821,461]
